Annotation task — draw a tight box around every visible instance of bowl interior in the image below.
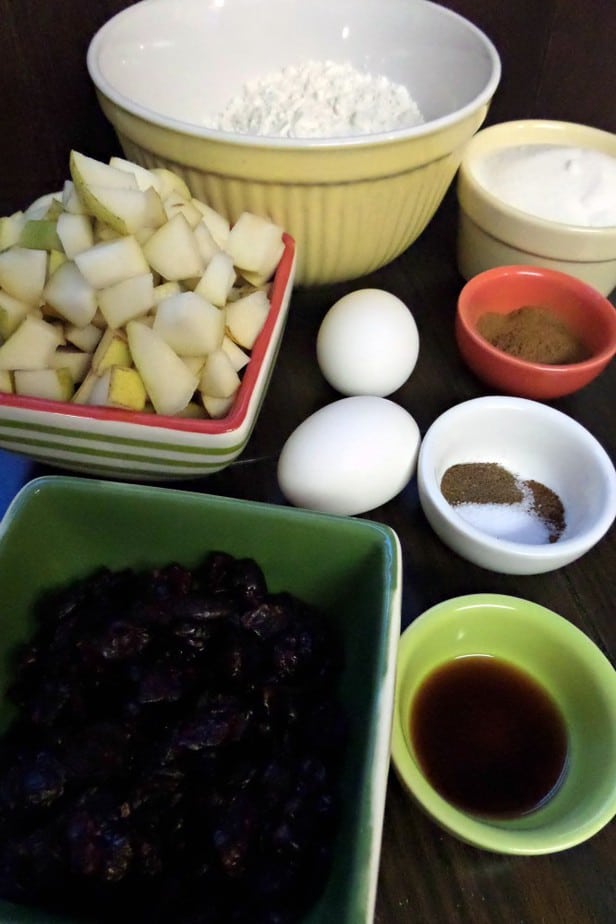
[458,266,616,362]
[392,594,616,853]
[88,0,500,139]
[0,476,401,923]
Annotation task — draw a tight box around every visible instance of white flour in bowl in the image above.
[204,59,424,138]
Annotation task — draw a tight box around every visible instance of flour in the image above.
[204,60,424,139]
[478,145,616,227]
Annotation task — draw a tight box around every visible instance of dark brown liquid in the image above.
[410,655,569,818]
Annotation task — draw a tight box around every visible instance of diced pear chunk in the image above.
[221,334,250,372]
[56,212,94,258]
[225,289,270,350]
[14,367,74,401]
[91,327,131,374]
[97,272,154,329]
[64,322,103,353]
[18,219,62,252]
[0,212,27,252]
[142,213,204,281]
[226,212,284,284]
[0,290,30,340]
[149,167,191,201]
[74,236,149,289]
[201,392,236,419]
[87,365,147,411]
[43,260,98,327]
[126,320,198,415]
[0,369,14,393]
[0,316,62,370]
[163,193,202,228]
[192,200,230,248]
[199,348,241,399]
[194,251,236,308]
[50,348,92,384]
[0,246,47,306]
[70,149,139,192]
[108,157,157,191]
[153,291,225,356]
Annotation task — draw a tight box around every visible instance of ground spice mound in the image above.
[440,461,566,543]
[440,462,523,506]
[477,306,589,364]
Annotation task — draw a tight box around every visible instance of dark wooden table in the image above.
[1,2,615,922]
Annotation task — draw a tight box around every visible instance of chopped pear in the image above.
[194,251,236,308]
[0,369,14,393]
[0,315,62,370]
[108,157,157,191]
[48,249,67,275]
[163,193,202,228]
[62,180,88,215]
[0,290,30,340]
[91,327,131,374]
[221,334,250,372]
[25,192,62,220]
[87,365,147,411]
[201,391,236,419]
[226,212,284,284]
[153,281,182,305]
[56,212,94,258]
[149,167,191,201]
[0,212,26,252]
[193,221,221,265]
[64,321,103,353]
[97,272,154,329]
[177,400,208,419]
[70,150,139,192]
[18,219,62,252]
[126,320,198,415]
[153,291,225,356]
[225,289,270,349]
[93,219,123,243]
[74,236,149,289]
[0,246,47,305]
[191,200,230,247]
[50,348,92,384]
[72,370,98,404]
[14,367,74,401]
[182,355,206,377]
[43,260,98,327]
[199,348,241,399]
[142,213,204,281]
[77,185,166,235]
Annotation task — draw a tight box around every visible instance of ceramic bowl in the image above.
[391,593,616,854]
[456,119,616,296]
[417,395,616,574]
[0,475,402,923]
[86,0,500,286]
[0,237,295,481]
[456,265,616,400]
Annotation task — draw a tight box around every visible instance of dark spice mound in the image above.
[440,462,523,507]
[477,305,589,364]
[0,553,347,924]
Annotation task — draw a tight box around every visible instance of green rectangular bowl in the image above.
[0,475,401,924]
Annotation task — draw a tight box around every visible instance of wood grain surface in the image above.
[0,3,615,922]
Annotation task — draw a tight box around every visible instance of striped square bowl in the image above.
[0,236,295,481]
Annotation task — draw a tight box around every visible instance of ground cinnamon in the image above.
[477,306,589,364]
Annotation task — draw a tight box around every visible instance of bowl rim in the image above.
[417,395,616,561]
[391,592,616,854]
[456,264,616,372]
[86,0,501,150]
[0,235,295,436]
[457,118,616,239]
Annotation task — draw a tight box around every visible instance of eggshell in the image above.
[277,395,421,515]
[316,288,420,396]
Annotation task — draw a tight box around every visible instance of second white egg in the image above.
[316,288,420,397]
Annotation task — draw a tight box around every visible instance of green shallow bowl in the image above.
[391,594,616,854]
[0,475,402,923]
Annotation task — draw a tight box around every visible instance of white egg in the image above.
[316,288,420,397]
[277,396,421,515]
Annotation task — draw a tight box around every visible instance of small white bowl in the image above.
[456,119,616,296]
[417,396,616,574]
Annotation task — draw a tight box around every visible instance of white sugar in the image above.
[454,501,554,545]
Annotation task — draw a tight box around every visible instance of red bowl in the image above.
[456,265,616,400]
